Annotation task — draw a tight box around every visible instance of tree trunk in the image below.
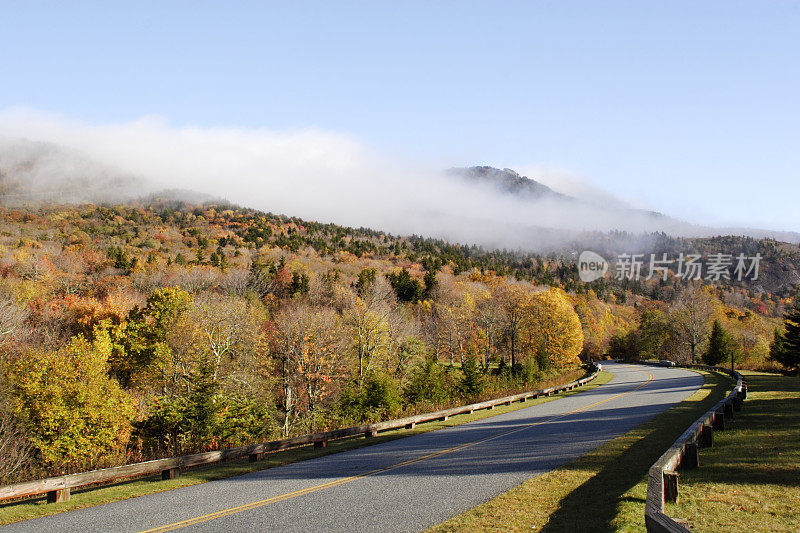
[511,333,516,368]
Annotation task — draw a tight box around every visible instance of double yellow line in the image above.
[143,367,653,532]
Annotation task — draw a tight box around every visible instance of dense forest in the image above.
[0,199,794,484]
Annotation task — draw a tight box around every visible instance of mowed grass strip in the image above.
[430,370,732,533]
[665,371,800,532]
[0,370,611,525]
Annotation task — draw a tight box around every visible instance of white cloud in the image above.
[1,107,793,250]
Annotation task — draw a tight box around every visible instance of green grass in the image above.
[430,370,734,533]
[665,371,800,532]
[0,370,612,526]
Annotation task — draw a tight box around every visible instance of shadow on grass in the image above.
[538,372,731,533]
[677,372,800,489]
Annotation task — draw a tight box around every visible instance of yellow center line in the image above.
[141,366,653,533]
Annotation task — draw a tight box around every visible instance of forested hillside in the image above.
[0,199,793,484]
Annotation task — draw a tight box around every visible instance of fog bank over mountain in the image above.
[0,108,797,250]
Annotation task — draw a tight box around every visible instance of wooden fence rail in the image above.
[0,365,601,505]
[637,362,747,533]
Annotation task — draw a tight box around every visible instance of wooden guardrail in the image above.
[638,363,747,533]
[0,365,601,505]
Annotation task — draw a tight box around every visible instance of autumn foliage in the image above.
[0,200,787,483]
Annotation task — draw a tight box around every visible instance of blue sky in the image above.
[2,1,799,231]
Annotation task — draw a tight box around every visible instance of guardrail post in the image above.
[712,410,725,431]
[0,367,604,505]
[683,443,699,470]
[663,471,679,503]
[699,425,713,448]
[405,422,416,429]
[161,468,180,480]
[732,396,743,411]
[46,488,70,503]
[642,365,745,531]
[724,402,734,419]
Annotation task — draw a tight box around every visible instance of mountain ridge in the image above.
[1,138,798,246]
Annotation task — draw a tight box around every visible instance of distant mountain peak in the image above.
[447,166,568,200]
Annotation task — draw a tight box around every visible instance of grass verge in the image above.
[0,370,613,525]
[429,369,733,533]
[665,371,800,532]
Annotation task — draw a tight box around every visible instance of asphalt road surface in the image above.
[2,363,704,533]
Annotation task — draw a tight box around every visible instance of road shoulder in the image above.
[429,369,732,532]
[0,370,613,526]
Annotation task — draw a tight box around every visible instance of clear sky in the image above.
[2,1,799,231]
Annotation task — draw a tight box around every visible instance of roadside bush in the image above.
[460,356,486,398]
[133,368,272,456]
[0,373,31,483]
[404,354,451,405]
[7,330,136,470]
[339,373,401,422]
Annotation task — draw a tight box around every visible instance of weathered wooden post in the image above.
[683,442,699,470]
[663,471,679,503]
[713,410,725,431]
[733,396,743,411]
[248,453,265,462]
[405,422,416,429]
[364,428,378,438]
[47,488,70,503]
[724,401,734,418]
[313,440,328,449]
[161,467,180,480]
[699,424,713,448]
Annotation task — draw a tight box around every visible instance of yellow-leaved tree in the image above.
[8,327,136,470]
[522,288,584,369]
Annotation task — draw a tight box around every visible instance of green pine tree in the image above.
[771,298,800,371]
[460,356,486,398]
[386,268,423,303]
[703,320,732,367]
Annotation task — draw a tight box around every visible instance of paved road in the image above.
[2,363,703,533]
